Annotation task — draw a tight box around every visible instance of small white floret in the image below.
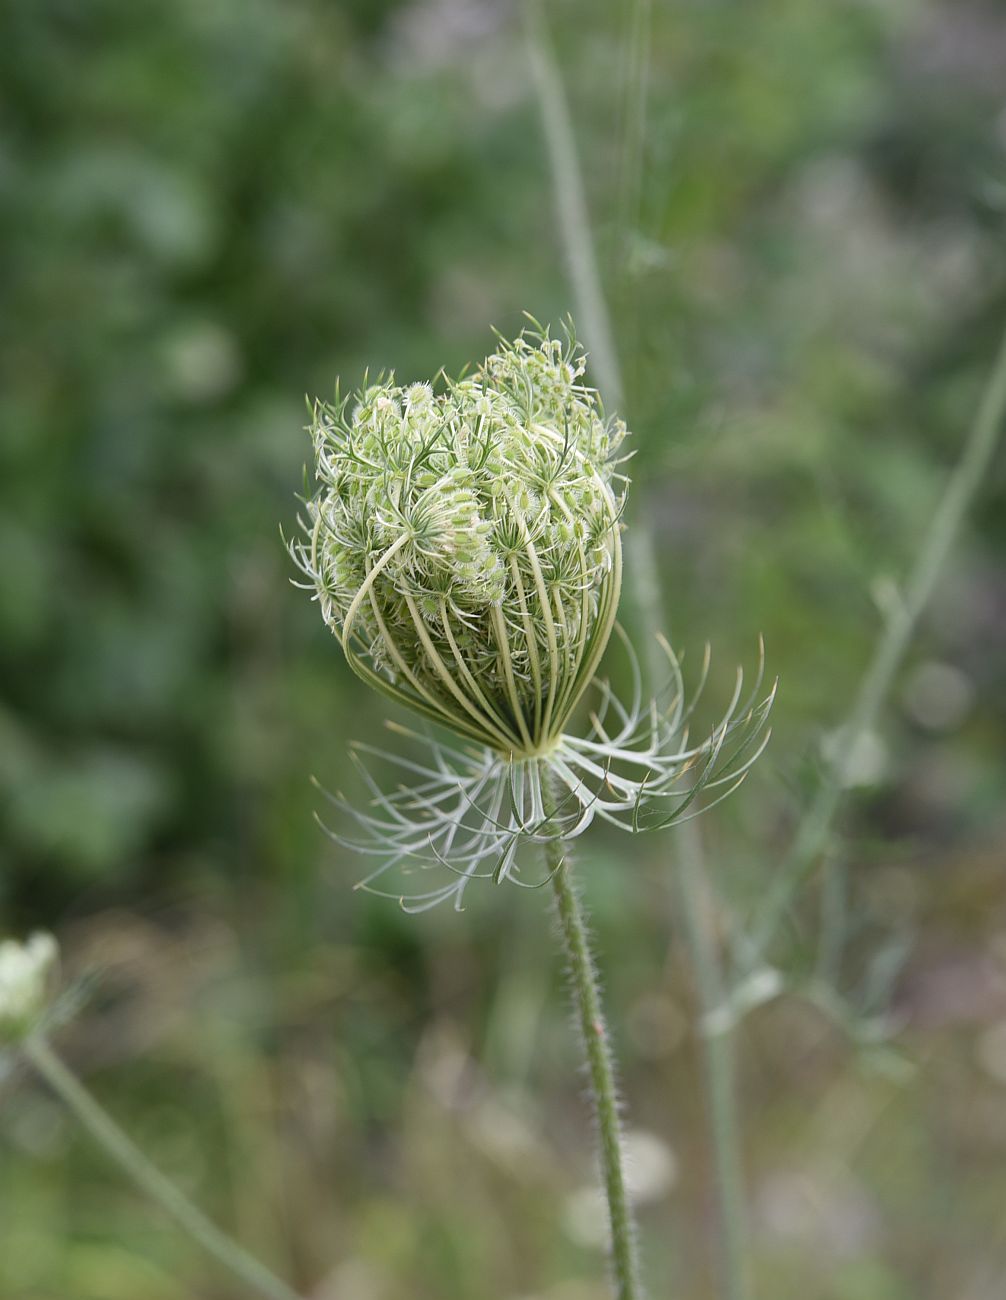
[0,932,59,1038]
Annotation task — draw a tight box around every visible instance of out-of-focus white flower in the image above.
[0,932,59,1042]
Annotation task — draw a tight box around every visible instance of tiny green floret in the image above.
[294,325,626,757]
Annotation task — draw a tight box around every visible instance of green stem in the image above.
[522,0,623,409]
[24,1035,302,1300]
[750,319,1006,959]
[542,775,645,1300]
[634,521,754,1300]
[673,821,751,1300]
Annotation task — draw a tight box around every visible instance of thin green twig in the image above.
[613,0,652,272]
[750,320,1006,960]
[672,821,752,1300]
[24,1035,303,1300]
[522,0,623,409]
[541,774,645,1300]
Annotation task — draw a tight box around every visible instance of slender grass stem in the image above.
[24,1035,303,1300]
[541,773,645,1300]
[611,0,652,384]
[613,0,652,269]
[750,320,1006,960]
[522,0,623,410]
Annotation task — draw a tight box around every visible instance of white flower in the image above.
[0,932,59,1040]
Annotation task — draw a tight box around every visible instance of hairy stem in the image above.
[542,774,645,1300]
[24,1035,302,1300]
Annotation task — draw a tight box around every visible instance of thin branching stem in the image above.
[541,773,645,1300]
[750,320,1006,960]
[24,1036,303,1300]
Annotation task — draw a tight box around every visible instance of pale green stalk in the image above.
[613,0,652,267]
[632,491,753,1300]
[672,821,752,1300]
[24,1035,302,1300]
[522,0,623,409]
[523,8,754,1299]
[612,0,652,381]
[750,320,1006,960]
[541,773,644,1300]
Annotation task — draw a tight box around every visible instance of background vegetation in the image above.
[2,1,1005,1297]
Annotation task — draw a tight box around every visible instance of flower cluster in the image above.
[0,932,58,1043]
[293,325,626,756]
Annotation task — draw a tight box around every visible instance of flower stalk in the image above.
[542,771,645,1300]
[292,322,773,1300]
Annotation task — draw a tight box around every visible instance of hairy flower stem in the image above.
[542,775,645,1300]
[24,1036,302,1300]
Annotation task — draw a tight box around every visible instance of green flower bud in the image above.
[294,326,626,755]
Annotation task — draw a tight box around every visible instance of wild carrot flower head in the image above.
[295,325,626,757]
[292,322,773,910]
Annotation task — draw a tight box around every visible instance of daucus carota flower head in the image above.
[296,325,625,757]
[0,932,58,1043]
[292,322,773,910]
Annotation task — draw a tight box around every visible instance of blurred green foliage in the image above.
[1,1,1005,1298]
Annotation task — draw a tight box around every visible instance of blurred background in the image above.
[1,1,1005,1297]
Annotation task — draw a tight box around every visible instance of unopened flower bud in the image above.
[294,326,627,756]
